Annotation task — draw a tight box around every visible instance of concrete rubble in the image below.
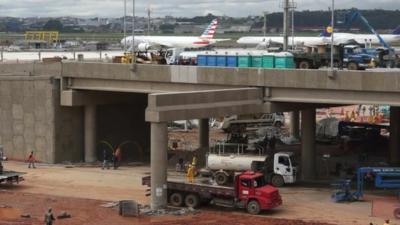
[20,213,31,218]
[139,205,199,216]
[57,211,72,219]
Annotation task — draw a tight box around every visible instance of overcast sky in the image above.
[0,0,399,18]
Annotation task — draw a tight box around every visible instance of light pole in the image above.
[291,4,295,49]
[131,0,136,69]
[263,11,268,37]
[123,0,127,52]
[330,0,335,71]
[283,0,289,51]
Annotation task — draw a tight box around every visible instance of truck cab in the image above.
[268,152,297,187]
[235,171,282,214]
[343,45,376,70]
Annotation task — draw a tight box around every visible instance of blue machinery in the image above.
[344,10,392,49]
[343,9,396,66]
[332,167,400,202]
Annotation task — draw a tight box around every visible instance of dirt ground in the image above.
[0,161,395,225]
[0,189,336,225]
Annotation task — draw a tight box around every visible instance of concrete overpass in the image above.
[1,61,400,210]
[58,62,400,209]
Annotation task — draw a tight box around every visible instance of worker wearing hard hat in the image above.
[187,164,195,183]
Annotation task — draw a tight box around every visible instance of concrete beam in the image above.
[197,118,209,167]
[267,88,400,106]
[60,90,141,106]
[301,108,316,180]
[145,88,265,122]
[66,78,234,94]
[61,62,400,94]
[150,122,168,210]
[84,104,97,162]
[0,62,61,76]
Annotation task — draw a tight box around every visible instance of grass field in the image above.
[0,31,321,43]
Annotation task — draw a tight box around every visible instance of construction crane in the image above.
[342,9,396,67]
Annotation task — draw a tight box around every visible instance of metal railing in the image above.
[210,140,265,156]
[0,49,124,63]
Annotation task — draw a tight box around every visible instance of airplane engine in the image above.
[138,43,150,51]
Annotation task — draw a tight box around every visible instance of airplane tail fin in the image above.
[200,19,218,39]
[392,26,400,35]
[320,23,332,37]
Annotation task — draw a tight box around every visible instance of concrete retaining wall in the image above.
[0,62,83,163]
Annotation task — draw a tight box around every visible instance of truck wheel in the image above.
[347,62,358,70]
[394,208,400,219]
[184,194,199,208]
[271,174,285,187]
[215,172,228,185]
[247,200,261,215]
[169,192,183,207]
[298,60,311,69]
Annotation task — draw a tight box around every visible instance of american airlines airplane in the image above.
[121,19,229,51]
[237,26,400,47]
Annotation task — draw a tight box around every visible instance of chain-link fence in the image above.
[0,50,124,63]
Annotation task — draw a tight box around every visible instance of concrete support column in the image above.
[197,118,209,167]
[84,104,97,162]
[390,107,400,165]
[301,108,316,180]
[150,122,168,210]
[289,111,300,139]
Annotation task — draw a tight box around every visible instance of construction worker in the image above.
[350,110,356,121]
[27,151,36,169]
[191,156,197,167]
[102,148,110,170]
[187,164,195,183]
[113,147,122,169]
[44,208,55,225]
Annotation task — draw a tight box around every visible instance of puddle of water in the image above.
[0,208,21,219]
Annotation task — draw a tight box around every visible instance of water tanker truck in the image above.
[204,152,297,187]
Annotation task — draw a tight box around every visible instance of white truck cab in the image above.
[205,144,297,187]
[271,152,297,186]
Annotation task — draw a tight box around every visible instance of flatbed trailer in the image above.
[143,171,282,214]
[0,171,24,184]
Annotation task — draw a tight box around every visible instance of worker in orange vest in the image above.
[187,164,195,183]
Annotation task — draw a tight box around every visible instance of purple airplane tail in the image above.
[392,26,400,35]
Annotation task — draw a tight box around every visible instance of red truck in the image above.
[142,171,282,214]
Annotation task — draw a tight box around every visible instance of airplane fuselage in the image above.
[122,36,216,49]
[237,33,400,47]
